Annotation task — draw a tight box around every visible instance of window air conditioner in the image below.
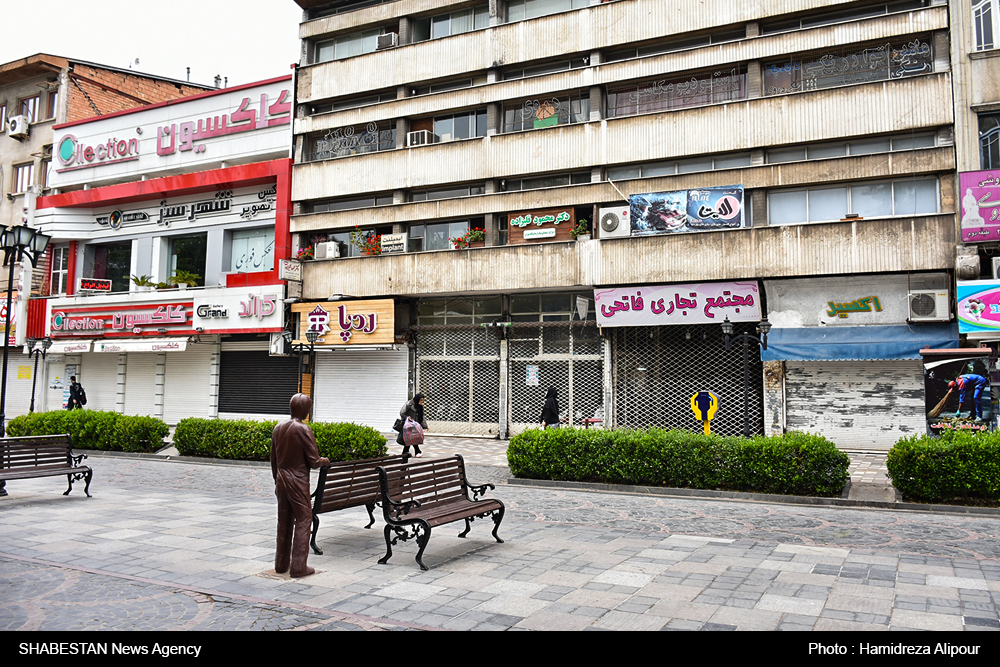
[8,115,29,139]
[314,241,340,259]
[907,289,950,323]
[377,33,398,50]
[598,206,631,239]
[407,130,436,147]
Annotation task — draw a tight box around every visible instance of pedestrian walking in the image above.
[67,376,86,410]
[271,393,330,578]
[950,374,989,421]
[540,387,561,429]
[396,393,428,457]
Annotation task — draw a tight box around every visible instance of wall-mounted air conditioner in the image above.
[598,206,631,239]
[407,130,437,147]
[908,289,950,322]
[314,241,341,259]
[8,115,29,139]
[377,33,398,49]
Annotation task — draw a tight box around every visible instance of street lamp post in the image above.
[27,337,53,413]
[1,224,51,437]
[720,315,771,438]
[282,329,320,394]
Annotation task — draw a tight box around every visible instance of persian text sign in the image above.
[957,279,1000,333]
[508,207,575,245]
[49,301,192,337]
[630,186,744,235]
[291,300,394,346]
[960,170,1000,242]
[595,282,761,327]
[192,286,284,333]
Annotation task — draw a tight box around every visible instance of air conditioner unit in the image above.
[598,206,631,239]
[314,241,340,259]
[407,130,436,147]
[8,115,29,139]
[908,289,950,322]
[376,33,398,49]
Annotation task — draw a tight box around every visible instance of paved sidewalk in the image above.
[1,451,998,632]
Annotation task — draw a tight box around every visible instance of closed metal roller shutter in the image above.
[81,352,120,412]
[163,344,215,424]
[3,353,37,419]
[218,350,299,416]
[784,360,924,450]
[314,348,408,430]
[124,353,159,417]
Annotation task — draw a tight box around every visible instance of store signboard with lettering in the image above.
[595,281,761,327]
[291,300,394,346]
[960,170,1000,242]
[507,207,575,245]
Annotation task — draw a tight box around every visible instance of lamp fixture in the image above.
[157,328,167,334]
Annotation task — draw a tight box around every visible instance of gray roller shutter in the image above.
[2,352,36,419]
[163,344,215,424]
[313,348,409,430]
[124,353,159,417]
[784,360,924,450]
[81,352,120,412]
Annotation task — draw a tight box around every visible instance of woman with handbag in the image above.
[396,393,428,457]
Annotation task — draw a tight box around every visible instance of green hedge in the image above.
[173,417,387,462]
[507,427,850,497]
[6,410,169,453]
[887,430,1000,503]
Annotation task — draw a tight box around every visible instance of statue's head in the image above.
[290,393,312,420]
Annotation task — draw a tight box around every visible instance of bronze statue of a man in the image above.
[271,393,329,577]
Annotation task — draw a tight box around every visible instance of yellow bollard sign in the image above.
[690,391,719,435]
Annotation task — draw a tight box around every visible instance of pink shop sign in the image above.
[960,170,1000,242]
[595,281,761,327]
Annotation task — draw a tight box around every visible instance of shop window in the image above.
[230,228,274,273]
[315,28,382,62]
[169,234,207,285]
[18,95,39,123]
[767,177,939,225]
[12,163,33,194]
[502,92,589,133]
[974,0,998,51]
[760,1,929,35]
[981,113,1000,170]
[413,5,489,42]
[607,66,746,118]
[309,122,396,161]
[607,152,751,180]
[50,245,69,295]
[763,37,933,96]
[85,242,131,293]
[506,0,588,22]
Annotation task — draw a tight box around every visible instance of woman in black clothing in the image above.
[540,387,560,429]
[396,393,428,456]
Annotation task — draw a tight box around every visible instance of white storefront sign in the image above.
[595,281,761,327]
[193,285,285,333]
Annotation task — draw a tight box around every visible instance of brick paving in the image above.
[1,443,998,632]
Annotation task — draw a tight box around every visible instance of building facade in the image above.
[289,0,963,446]
[27,77,296,422]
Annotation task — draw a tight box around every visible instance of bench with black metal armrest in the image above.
[376,454,505,570]
[0,434,92,498]
[309,454,409,555]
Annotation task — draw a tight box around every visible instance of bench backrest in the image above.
[0,434,74,472]
[312,454,409,514]
[378,455,469,512]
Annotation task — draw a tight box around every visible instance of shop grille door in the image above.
[508,322,604,436]
[613,324,763,436]
[415,326,501,436]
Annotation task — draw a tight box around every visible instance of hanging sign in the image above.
[630,186,744,235]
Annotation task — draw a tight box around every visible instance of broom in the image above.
[927,387,953,418]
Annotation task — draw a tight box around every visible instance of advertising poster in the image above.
[629,186,744,236]
[959,170,1000,242]
[923,355,994,435]
[958,279,1000,333]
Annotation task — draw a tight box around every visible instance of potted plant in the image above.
[570,219,591,241]
[131,275,155,292]
[169,269,202,289]
[297,245,315,260]
[450,234,469,250]
[350,227,382,256]
[465,227,486,248]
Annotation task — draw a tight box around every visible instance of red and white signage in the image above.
[49,301,192,338]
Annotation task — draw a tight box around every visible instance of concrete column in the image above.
[746,21,760,38]
[747,61,762,99]
[398,17,411,45]
[751,190,767,227]
[487,102,501,136]
[589,86,603,121]
[396,118,409,148]
[484,212,497,246]
[490,0,505,26]
[762,361,785,437]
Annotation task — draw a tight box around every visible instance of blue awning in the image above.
[760,323,959,362]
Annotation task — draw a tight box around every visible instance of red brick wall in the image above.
[66,65,209,122]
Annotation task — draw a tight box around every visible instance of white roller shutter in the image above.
[124,353,159,417]
[81,352,120,412]
[313,348,409,431]
[3,353,37,419]
[784,360,924,450]
[163,344,215,424]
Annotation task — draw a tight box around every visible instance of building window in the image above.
[502,92,590,132]
[768,177,939,225]
[767,133,936,163]
[407,220,480,252]
[604,29,745,63]
[502,57,589,80]
[309,122,396,161]
[418,296,502,325]
[607,153,752,180]
[316,28,382,63]
[501,171,590,191]
[413,5,489,42]
[40,157,52,189]
[18,95,40,123]
[763,38,933,96]
[431,109,487,142]
[0,103,6,132]
[46,91,58,120]
[411,183,485,202]
[311,193,394,213]
[761,0,930,35]
[411,76,486,96]
[85,242,131,293]
[169,234,207,285]
[230,228,275,273]
[607,66,746,118]
[50,245,69,295]
[311,90,396,114]
[974,0,998,50]
[12,163,34,194]
[507,0,589,22]
[982,113,1000,169]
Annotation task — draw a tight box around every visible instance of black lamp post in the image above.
[1,224,51,436]
[721,315,771,438]
[27,337,53,413]
[282,329,320,394]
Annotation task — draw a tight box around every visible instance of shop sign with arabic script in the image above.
[595,282,761,327]
[960,170,1000,242]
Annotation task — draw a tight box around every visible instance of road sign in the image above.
[690,391,719,435]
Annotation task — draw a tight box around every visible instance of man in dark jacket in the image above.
[67,376,85,410]
[271,393,329,578]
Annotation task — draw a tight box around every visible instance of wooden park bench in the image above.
[0,434,93,498]
[376,454,505,570]
[309,454,410,555]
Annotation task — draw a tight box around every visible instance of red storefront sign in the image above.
[50,301,193,337]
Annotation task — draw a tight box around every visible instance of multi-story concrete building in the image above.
[289,0,963,447]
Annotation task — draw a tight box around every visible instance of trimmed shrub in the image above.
[173,417,387,462]
[887,430,1000,503]
[507,427,849,497]
[6,410,169,453]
